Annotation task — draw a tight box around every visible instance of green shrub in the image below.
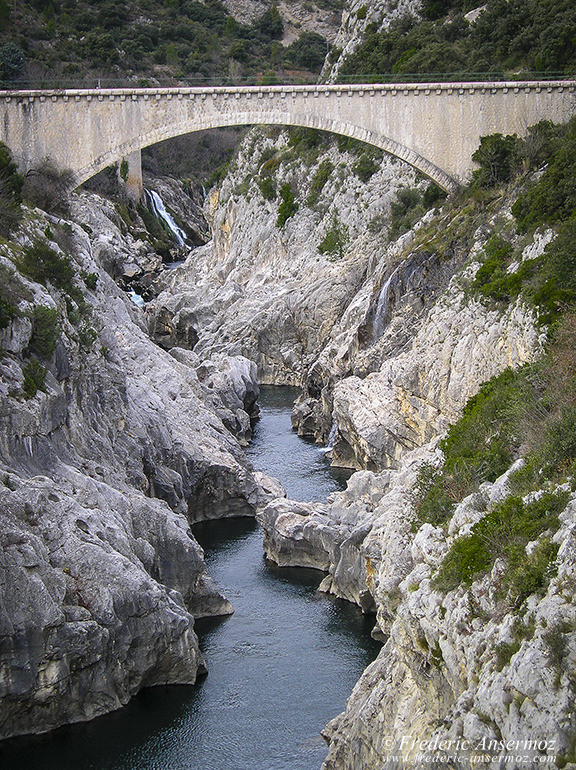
[318,209,349,259]
[471,133,522,189]
[434,491,567,602]
[513,116,576,231]
[494,640,521,672]
[353,153,379,183]
[434,533,492,591]
[22,160,73,215]
[0,292,15,329]
[0,142,23,237]
[306,159,333,206]
[81,271,98,291]
[256,5,283,39]
[16,240,75,292]
[0,41,25,85]
[284,31,328,71]
[276,183,298,228]
[78,323,97,352]
[22,359,47,399]
[413,368,536,528]
[469,235,521,304]
[544,623,571,688]
[119,158,129,182]
[29,305,60,358]
[258,177,276,201]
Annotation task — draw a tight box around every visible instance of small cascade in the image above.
[372,265,400,341]
[145,189,187,247]
[322,421,338,454]
[128,288,145,307]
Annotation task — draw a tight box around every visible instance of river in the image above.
[0,386,379,770]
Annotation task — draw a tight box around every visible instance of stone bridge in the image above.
[1,80,575,196]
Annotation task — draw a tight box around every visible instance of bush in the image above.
[318,210,349,260]
[0,292,15,328]
[471,133,522,189]
[256,5,283,39]
[22,160,74,215]
[513,116,576,231]
[258,177,276,201]
[78,323,97,352]
[285,32,328,71]
[413,368,531,527]
[0,142,23,237]
[0,263,30,328]
[434,491,567,601]
[22,359,47,399]
[353,153,379,183]
[16,240,75,292]
[306,159,333,206]
[276,183,298,228]
[81,271,98,291]
[469,235,520,303]
[0,42,25,85]
[29,305,60,358]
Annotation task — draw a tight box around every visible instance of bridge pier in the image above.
[119,150,143,203]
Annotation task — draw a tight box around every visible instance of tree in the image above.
[257,5,283,40]
[0,42,25,85]
[471,133,521,188]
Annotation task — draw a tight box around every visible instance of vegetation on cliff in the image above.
[408,114,576,619]
[0,0,335,86]
[339,0,576,81]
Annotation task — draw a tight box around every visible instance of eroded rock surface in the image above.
[0,193,270,738]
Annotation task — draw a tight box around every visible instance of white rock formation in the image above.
[0,192,275,739]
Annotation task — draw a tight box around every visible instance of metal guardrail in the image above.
[0,72,574,91]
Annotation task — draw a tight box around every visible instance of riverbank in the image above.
[0,387,378,770]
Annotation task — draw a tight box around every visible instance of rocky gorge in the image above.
[1,1,576,768]
[145,111,576,768]
[0,185,281,740]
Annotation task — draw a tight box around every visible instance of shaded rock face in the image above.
[0,192,273,739]
[144,176,210,249]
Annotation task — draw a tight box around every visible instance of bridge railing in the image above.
[0,71,574,91]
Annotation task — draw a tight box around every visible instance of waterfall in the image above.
[128,288,145,307]
[322,421,338,453]
[372,265,400,341]
[145,189,187,247]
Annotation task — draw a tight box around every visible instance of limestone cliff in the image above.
[158,106,571,765]
[149,128,425,385]
[0,190,271,739]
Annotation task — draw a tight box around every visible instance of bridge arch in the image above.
[75,110,456,193]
